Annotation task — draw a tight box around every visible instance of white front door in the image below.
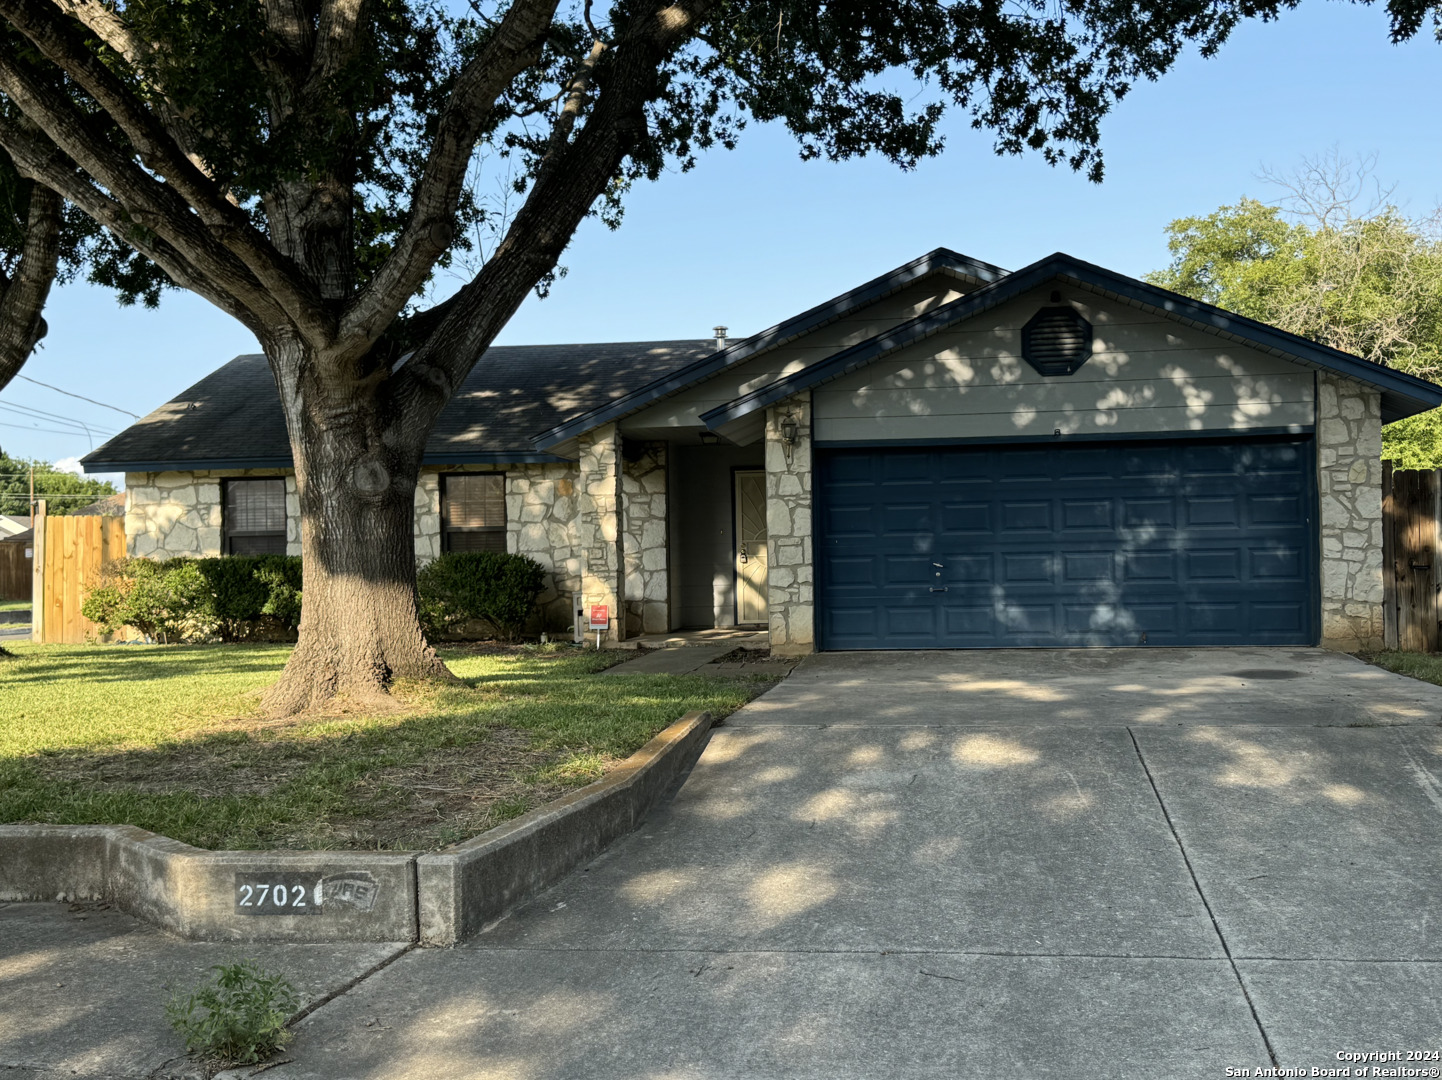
[734,470,768,625]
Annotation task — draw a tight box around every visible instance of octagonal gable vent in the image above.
[1022,306,1092,377]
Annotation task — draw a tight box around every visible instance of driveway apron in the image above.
[9,648,1440,1079]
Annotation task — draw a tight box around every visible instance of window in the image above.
[442,474,506,553]
[224,478,287,555]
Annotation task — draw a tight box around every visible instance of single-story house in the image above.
[0,514,32,539]
[82,248,1442,654]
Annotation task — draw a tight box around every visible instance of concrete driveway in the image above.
[5,647,1442,1078]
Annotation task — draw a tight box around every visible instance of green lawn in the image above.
[0,598,29,613]
[1365,650,1442,686]
[0,643,770,851]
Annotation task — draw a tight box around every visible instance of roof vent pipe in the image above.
[714,325,728,350]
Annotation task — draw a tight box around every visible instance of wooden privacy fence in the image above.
[0,540,31,601]
[31,512,127,644]
[1383,463,1440,652]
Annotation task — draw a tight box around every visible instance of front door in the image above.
[734,469,769,625]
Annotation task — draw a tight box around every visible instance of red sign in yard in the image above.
[589,604,610,630]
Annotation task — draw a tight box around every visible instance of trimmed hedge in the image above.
[81,551,547,644]
[416,551,546,642]
[82,556,303,643]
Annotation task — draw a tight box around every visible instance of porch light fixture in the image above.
[698,431,720,446]
[779,412,800,465]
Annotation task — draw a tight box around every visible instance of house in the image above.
[0,515,31,539]
[81,248,1442,654]
[70,492,127,517]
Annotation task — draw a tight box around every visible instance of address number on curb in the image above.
[235,872,321,916]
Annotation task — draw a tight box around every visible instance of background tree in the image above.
[0,1,1435,713]
[1147,151,1442,468]
[0,446,116,514]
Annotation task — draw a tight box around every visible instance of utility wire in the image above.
[0,402,118,438]
[0,397,119,428]
[0,419,112,439]
[12,374,141,419]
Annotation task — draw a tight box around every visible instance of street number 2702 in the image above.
[233,872,322,916]
[238,883,308,909]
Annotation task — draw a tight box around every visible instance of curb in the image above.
[0,710,712,944]
[417,708,714,944]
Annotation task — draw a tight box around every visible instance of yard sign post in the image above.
[589,604,609,650]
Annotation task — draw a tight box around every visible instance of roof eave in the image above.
[699,253,1442,429]
[529,247,1009,450]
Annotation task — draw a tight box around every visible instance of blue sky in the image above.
[3,0,1438,485]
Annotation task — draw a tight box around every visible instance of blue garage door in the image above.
[816,437,1316,649]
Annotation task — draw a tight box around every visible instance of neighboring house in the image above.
[81,248,1442,654]
[0,515,31,539]
[70,492,127,517]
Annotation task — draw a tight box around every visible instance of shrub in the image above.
[81,557,217,643]
[81,555,303,643]
[193,556,303,639]
[165,960,300,1066]
[417,551,546,641]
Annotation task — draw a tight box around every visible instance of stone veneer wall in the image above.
[577,424,625,643]
[765,394,814,655]
[507,462,583,631]
[1318,371,1384,651]
[621,442,668,636]
[124,470,299,558]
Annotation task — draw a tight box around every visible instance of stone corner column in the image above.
[1317,371,1384,651]
[578,424,624,644]
[765,394,815,656]
[622,442,669,637]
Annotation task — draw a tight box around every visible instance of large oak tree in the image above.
[0,0,1433,712]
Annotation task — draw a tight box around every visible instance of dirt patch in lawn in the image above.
[26,723,604,851]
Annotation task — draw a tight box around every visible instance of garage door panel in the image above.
[1125,551,1178,581]
[939,501,992,533]
[1185,496,1240,527]
[1250,546,1305,579]
[1002,501,1052,531]
[825,504,877,537]
[1062,499,1113,530]
[1123,499,1176,528]
[1184,549,1241,580]
[817,436,1315,649]
[1248,494,1303,524]
[1062,552,1116,582]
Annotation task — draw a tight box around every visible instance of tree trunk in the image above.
[261,338,454,716]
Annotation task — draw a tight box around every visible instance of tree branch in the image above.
[332,0,561,359]
[392,0,721,419]
[0,181,59,393]
[0,98,276,330]
[2,0,333,340]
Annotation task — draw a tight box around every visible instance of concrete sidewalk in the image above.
[5,647,1441,1078]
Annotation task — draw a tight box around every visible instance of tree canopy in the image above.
[0,447,116,515]
[2,1,1435,710]
[1147,156,1442,468]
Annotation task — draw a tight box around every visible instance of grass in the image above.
[0,598,30,613]
[1363,650,1442,686]
[0,642,772,851]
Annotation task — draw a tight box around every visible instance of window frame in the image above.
[221,476,289,556]
[440,471,508,554]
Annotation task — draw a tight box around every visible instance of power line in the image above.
[12,374,141,419]
[0,402,118,438]
[0,419,113,439]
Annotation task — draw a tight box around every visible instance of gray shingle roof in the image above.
[81,341,715,472]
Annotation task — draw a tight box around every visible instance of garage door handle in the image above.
[929,586,948,593]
